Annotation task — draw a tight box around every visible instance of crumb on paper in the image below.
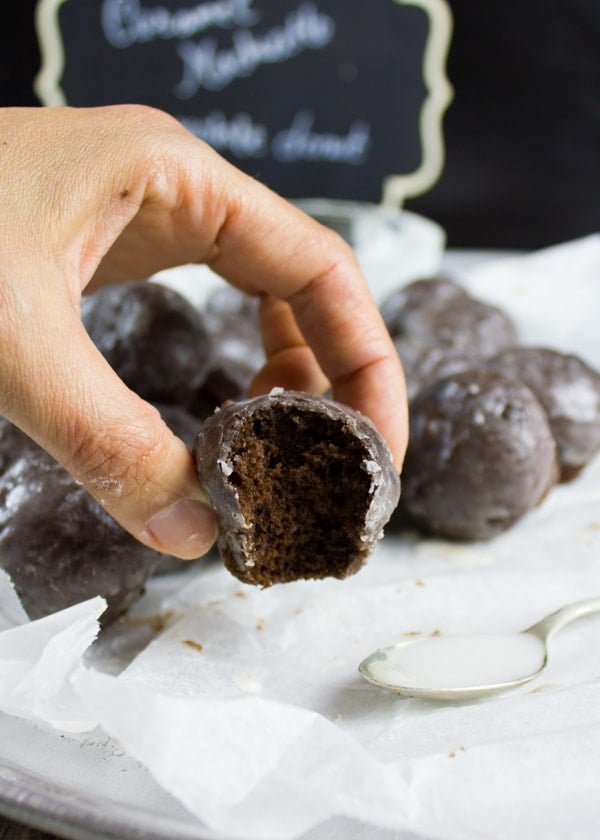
[431,629,441,637]
[403,630,422,637]
[256,618,265,631]
[415,579,425,587]
[182,639,203,652]
[234,590,246,598]
[123,610,175,633]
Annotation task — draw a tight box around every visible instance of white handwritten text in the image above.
[179,111,268,157]
[272,111,371,164]
[102,0,260,48]
[175,3,334,96]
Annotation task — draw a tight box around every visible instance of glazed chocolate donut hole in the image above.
[380,277,518,398]
[489,347,600,481]
[194,390,400,586]
[401,368,559,540]
[0,424,161,624]
[81,281,213,405]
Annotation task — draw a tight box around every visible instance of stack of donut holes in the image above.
[381,277,600,540]
[1,274,599,623]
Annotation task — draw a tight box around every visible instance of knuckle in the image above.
[126,104,183,138]
[95,105,185,161]
[103,103,176,128]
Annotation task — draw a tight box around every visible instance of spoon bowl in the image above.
[359,596,600,701]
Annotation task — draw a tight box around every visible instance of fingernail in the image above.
[147,499,219,559]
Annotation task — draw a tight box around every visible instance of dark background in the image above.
[1,0,598,248]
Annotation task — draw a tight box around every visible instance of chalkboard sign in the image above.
[35,0,452,205]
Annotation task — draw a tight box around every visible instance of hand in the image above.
[0,105,407,559]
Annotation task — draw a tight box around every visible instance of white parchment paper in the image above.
[1,235,600,840]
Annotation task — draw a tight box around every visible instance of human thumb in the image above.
[3,308,218,560]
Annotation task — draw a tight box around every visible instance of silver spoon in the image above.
[358,596,600,701]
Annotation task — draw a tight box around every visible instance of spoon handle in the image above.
[525,596,600,643]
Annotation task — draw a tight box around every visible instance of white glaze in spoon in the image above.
[359,597,600,700]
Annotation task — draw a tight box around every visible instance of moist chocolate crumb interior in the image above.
[225,404,372,584]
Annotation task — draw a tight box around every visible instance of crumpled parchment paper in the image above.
[1,234,600,840]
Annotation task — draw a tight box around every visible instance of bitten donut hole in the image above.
[226,406,372,583]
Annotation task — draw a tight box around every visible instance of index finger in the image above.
[208,173,408,468]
